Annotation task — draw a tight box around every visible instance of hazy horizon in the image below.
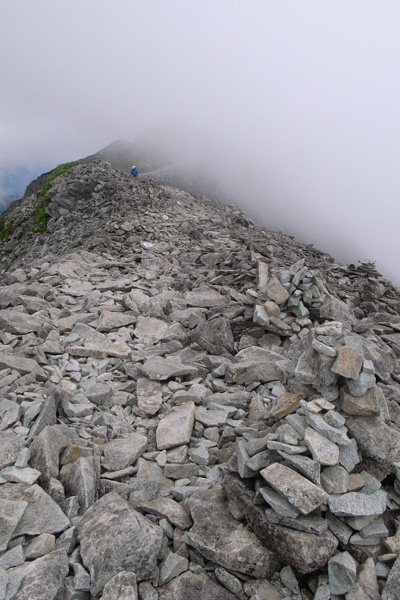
[1,1,400,283]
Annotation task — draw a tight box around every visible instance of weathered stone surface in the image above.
[340,385,381,416]
[101,571,138,600]
[184,287,226,307]
[223,475,337,573]
[97,310,136,331]
[29,424,73,483]
[225,359,287,385]
[346,556,380,600]
[61,455,98,512]
[331,346,363,380]
[83,381,113,405]
[1,465,41,485]
[136,377,163,415]
[156,401,196,450]
[0,399,20,430]
[0,309,44,334]
[192,316,235,354]
[0,352,46,379]
[159,552,189,585]
[137,497,192,529]
[0,430,22,469]
[305,410,351,445]
[328,489,388,517]
[77,492,163,596]
[186,492,280,578]
[277,451,321,484]
[134,316,169,345]
[0,483,70,535]
[304,427,339,466]
[195,405,228,427]
[382,552,400,600]
[271,392,299,419]
[24,533,56,560]
[346,416,400,463]
[265,508,328,535]
[0,499,27,552]
[140,356,197,380]
[328,551,357,595]
[260,463,329,515]
[265,278,289,305]
[259,485,300,518]
[347,371,376,397]
[102,432,148,471]
[13,549,69,600]
[159,571,237,600]
[320,465,349,494]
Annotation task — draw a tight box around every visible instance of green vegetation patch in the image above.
[33,161,76,233]
[0,217,15,242]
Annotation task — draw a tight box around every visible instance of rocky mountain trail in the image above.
[0,159,400,598]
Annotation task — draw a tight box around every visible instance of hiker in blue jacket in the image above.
[130,165,139,177]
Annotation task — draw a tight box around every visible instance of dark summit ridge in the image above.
[0,159,400,598]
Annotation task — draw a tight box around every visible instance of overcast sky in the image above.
[1,1,400,283]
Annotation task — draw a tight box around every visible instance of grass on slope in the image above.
[33,161,76,233]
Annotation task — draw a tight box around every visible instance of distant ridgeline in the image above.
[0,161,75,241]
[0,164,49,211]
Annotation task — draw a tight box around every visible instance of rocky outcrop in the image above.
[0,159,400,598]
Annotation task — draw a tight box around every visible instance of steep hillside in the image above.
[0,159,400,598]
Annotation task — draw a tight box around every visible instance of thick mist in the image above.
[1,1,400,282]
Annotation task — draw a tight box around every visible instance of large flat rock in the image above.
[156,401,196,450]
[185,492,280,578]
[102,432,148,471]
[0,309,44,334]
[0,353,46,380]
[77,492,163,596]
[0,483,70,536]
[260,463,329,515]
[140,356,197,380]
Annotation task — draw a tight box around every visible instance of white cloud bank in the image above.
[1,1,400,282]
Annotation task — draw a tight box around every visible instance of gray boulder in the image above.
[77,492,163,596]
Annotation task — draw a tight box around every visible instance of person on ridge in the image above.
[130,165,139,177]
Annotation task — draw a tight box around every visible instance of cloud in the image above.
[1,1,400,282]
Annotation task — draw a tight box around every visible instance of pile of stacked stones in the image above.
[0,160,400,598]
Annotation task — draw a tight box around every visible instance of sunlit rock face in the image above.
[0,159,400,598]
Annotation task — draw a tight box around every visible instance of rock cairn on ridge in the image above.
[0,159,400,598]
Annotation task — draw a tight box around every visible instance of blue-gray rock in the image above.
[328,551,357,595]
[328,489,388,517]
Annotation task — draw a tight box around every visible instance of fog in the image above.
[1,1,400,282]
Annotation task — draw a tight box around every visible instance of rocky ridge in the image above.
[0,160,400,598]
